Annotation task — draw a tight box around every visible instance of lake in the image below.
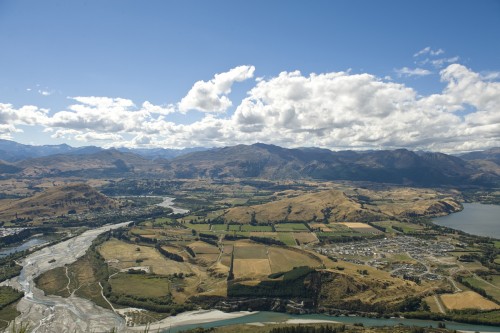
[163,311,500,333]
[433,203,500,239]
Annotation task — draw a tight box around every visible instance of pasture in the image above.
[110,273,170,298]
[440,291,500,310]
[99,239,192,275]
[274,223,309,232]
[340,222,381,234]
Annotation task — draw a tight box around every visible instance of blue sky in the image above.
[0,0,499,152]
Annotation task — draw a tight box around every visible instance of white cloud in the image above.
[0,103,49,137]
[38,89,53,96]
[413,47,444,57]
[429,56,460,68]
[395,67,432,77]
[178,65,255,113]
[74,131,123,142]
[2,64,500,152]
[481,71,500,81]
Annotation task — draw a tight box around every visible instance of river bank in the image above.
[143,311,500,333]
[0,221,131,333]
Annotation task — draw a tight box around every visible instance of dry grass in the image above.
[188,241,220,254]
[356,187,461,217]
[99,239,193,275]
[234,243,268,259]
[440,291,500,310]
[0,183,117,222]
[224,190,368,223]
[110,274,170,298]
[423,295,443,313]
[233,259,271,277]
[308,223,332,231]
[340,222,381,233]
[293,232,318,244]
[267,247,321,273]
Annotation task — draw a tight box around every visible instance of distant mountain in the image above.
[0,139,78,162]
[459,148,500,164]
[15,149,166,178]
[0,140,498,187]
[117,146,210,160]
[167,143,500,187]
[0,139,208,162]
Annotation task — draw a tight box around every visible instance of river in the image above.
[156,196,190,215]
[433,203,500,239]
[163,311,500,333]
[0,221,132,333]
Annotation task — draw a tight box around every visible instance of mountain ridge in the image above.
[0,140,499,187]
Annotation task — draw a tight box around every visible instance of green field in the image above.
[110,273,170,298]
[212,224,228,231]
[274,223,309,232]
[278,232,297,246]
[186,223,211,231]
[464,276,500,302]
[228,224,241,231]
[241,225,273,232]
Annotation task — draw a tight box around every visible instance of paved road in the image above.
[1,222,131,333]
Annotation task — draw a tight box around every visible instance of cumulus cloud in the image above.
[395,67,432,77]
[0,103,49,137]
[2,64,500,152]
[178,65,255,113]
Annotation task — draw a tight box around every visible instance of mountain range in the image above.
[0,139,499,187]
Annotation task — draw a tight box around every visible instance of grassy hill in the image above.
[0,183,118,223]
[224,187,461,224]
[224,190,383,223]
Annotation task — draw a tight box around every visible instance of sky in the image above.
[0,0,499,152]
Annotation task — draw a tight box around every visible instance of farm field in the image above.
[241,225,273,232]
[308,223,332,231]
[231,241,323,279]
[267,247,322,273]
[234,242,267,259]
[293,232,318,244]
[463,276,500,302]
[440,291,500,310]
[211,224,228,231]
[278,232,297,246]
[185,222,211,231]
[274,223,309,232]
[110,273,170,298]
[99,239,193,275]
[188,241,220,254]
[340,222,382,233]
[233,259,271,277]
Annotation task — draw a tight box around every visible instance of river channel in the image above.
[0,221,131,333]
[164,311,500,333]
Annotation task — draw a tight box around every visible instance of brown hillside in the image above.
[0,183,118,222]
[224,190,384,223]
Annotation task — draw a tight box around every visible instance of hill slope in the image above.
[224,187,461,224]
[0,183,118,222]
